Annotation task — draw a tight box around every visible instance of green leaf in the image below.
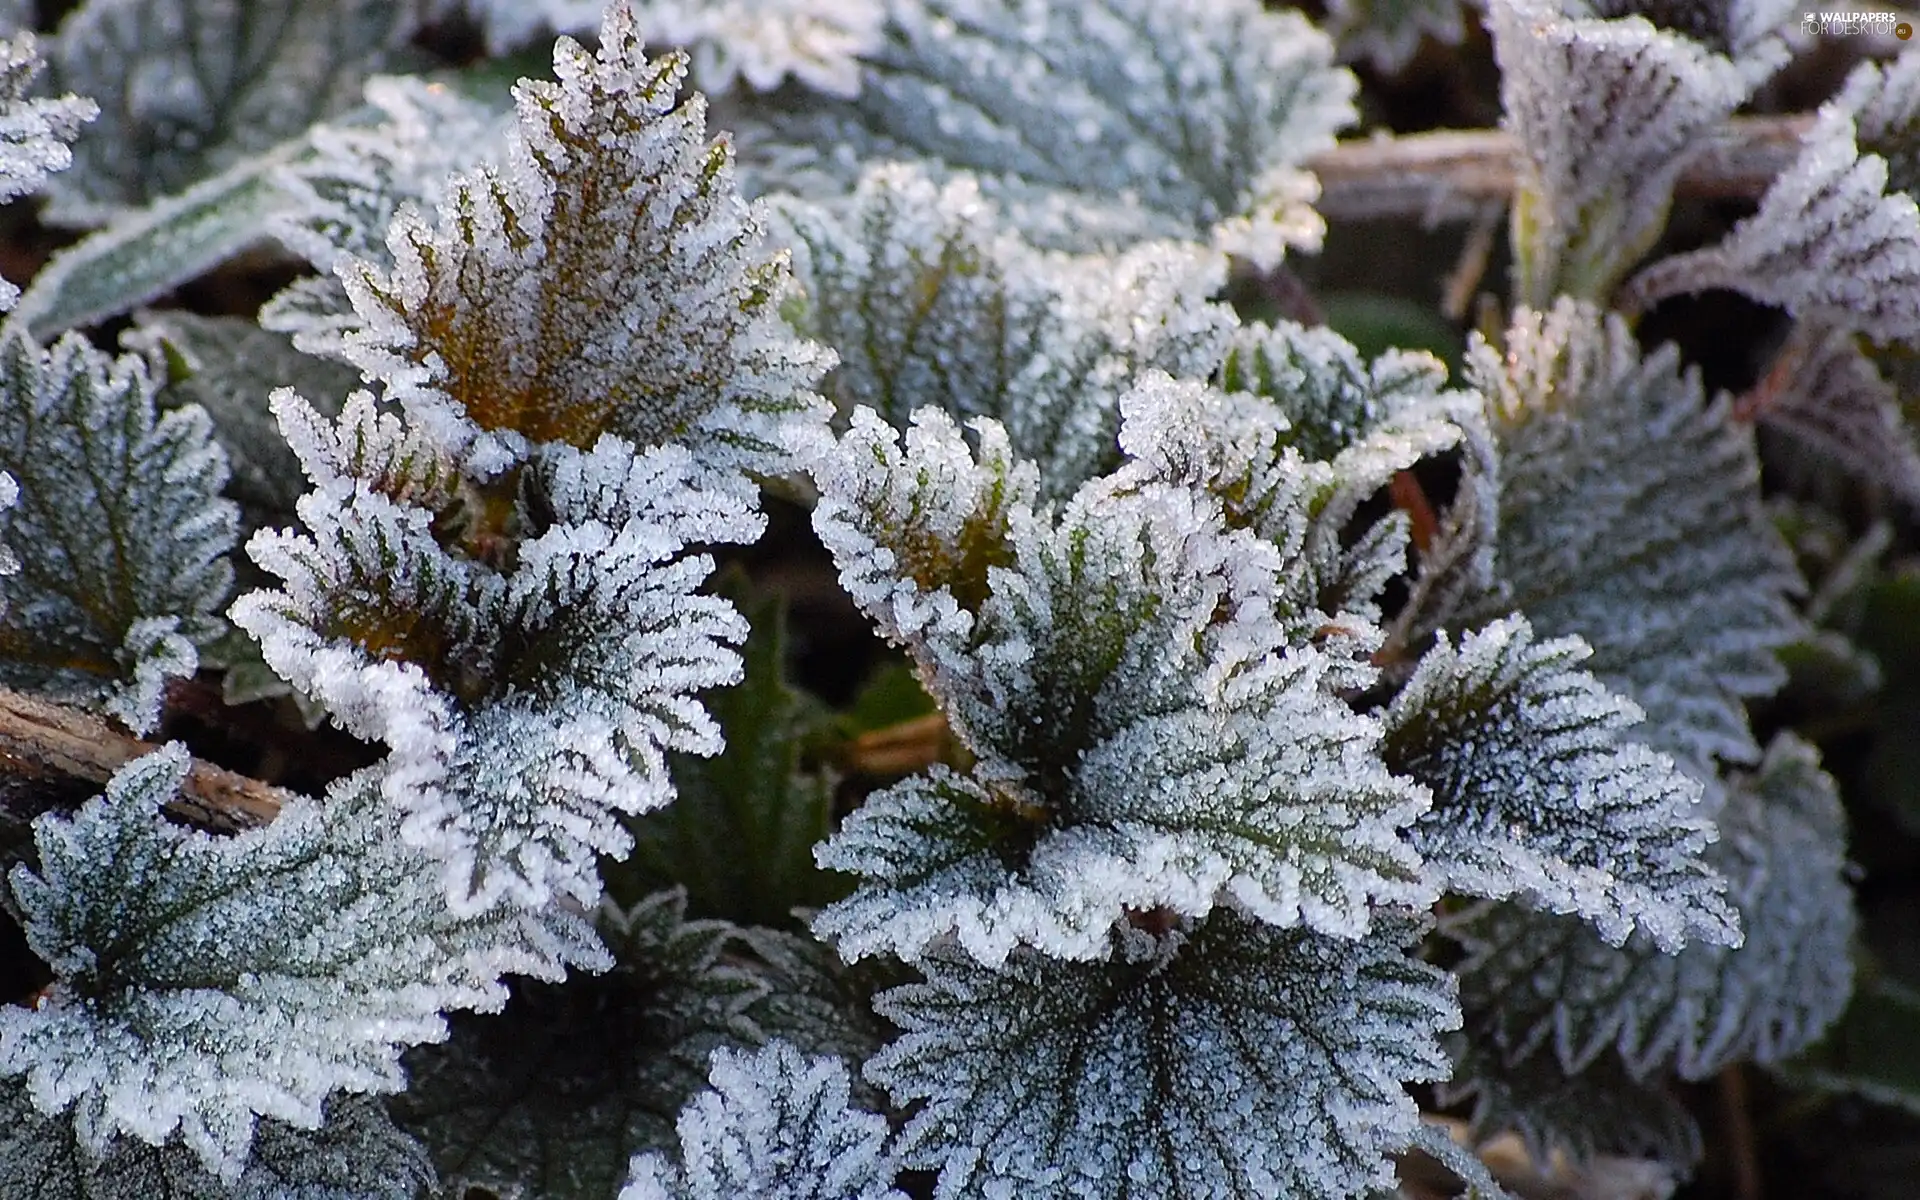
[618,582,845,928]
[1782,975,1920,1117]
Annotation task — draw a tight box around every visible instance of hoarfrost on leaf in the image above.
[619,1041,902,1200]
[1743,322,1920,507]
[630,0,886,98]
[1467,300,1802,773]
[1382,615,1734,950]
[336,1,831,478]
[868,910,1458,1200]
[0,33,95,309]
[0,747,606,1181]
[775,162,1235,498]
[745,0,1356,266]
[0,331,237,734]
[1453,734,1855,1082]
[813,411,1428,963]
[1325,0,1470,75]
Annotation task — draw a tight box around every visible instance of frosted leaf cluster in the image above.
[0,34,95,310]
[1468,300,1802,772]
[42,0,413,225]
[775,163,1235,497]
[746,0,1356,265]
[0,331,238,734]
[1453,735,1854,1084]
[1383,616,1735,949]
[620,1042,902,1200]
[630,0,886,98]
[0,746,606,1180]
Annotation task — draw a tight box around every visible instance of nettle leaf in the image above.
[1453,734,1855,1082]
[733,927,888,1070]
[0,1086,437,1200]
[1436,1034,1703,1170]
[1626,94,1920,345]
[338,3,831,478]
[391,889,764,1200]
[630,0,886,97]
[1383,615,1734,950]
[0,331,238,734]
[43,0,410,224]
[235,433,759,914]
[1748,322,1920,507]
[746,0,1356,266]
[1487,0,1751,308]
[0,33,95,309]
[1467,300,1801,772]
[620,1042,903,1200]
[621,584,842,928]
[813,412,1427,964]
[0,746,606,1181]
[774,162,1235,499]
[130,312,361,516]
[869,910,1457,1200]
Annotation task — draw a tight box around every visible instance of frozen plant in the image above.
[0,0,1896,1197]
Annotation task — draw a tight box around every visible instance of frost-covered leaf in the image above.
[733,927,887,1070]
[0,1086,437,1200]
[1453,734,1855,1082]
[0,331,238,734]
[1626,98,1920,345]
[1384,615,1733,950]
[235,433,758,914]
[869,909,1457,1200]
[0,746,606,1181]
[338,3,830,478]
[0,33,95,309]
[392,889,763,1200]
[621,583,842,928]
[1587,0,1796,62]
[630,0,885,97]
[814,416,1427,963]
[43,0,411,223]
[775,162,1235,498]
[619,1042,902,1200]
[746,0,1355,266]
[1488,0,1751,307]
[129,312,361,515]
[1436,1035,1703,1171]
[1467,300,1801,772]
[1746,322,1920,507]
[1326,0,1469,75]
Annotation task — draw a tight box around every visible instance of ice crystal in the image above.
[620,1042,902,1200]
[1467,300,1802,772]
[0,331,237,733]
[335,3,830,478]
[631,0,886,97]
[869,910,1457,1200]
[775,162,1235,498]
[43,0,411,224]
[747,0,1356,266]
[0,33,94,309]
[0,747,606,1180]
[1383,615,1734,949]
[0,1086,438,1200]
[1488,0,1751,307]
[811,407,1427,963]
[1454,734,1854,1082]
[391,890,764,1200]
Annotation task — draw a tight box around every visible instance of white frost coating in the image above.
[1384,615,1736,951]
[776,162,1236,497]
[1468,300,1802,775]
[0,34,94,308]
[335,0,832,481]
[0,747,607,1181]
[869,911,1458,1200]
[1627,103,1920,345]
[620,1042,903,1200]
[812,409,1430,964]
[632,0,885,97]
[1456,734,1855,1082]
[752,0,1356,264]
[1488,0,1752,306]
